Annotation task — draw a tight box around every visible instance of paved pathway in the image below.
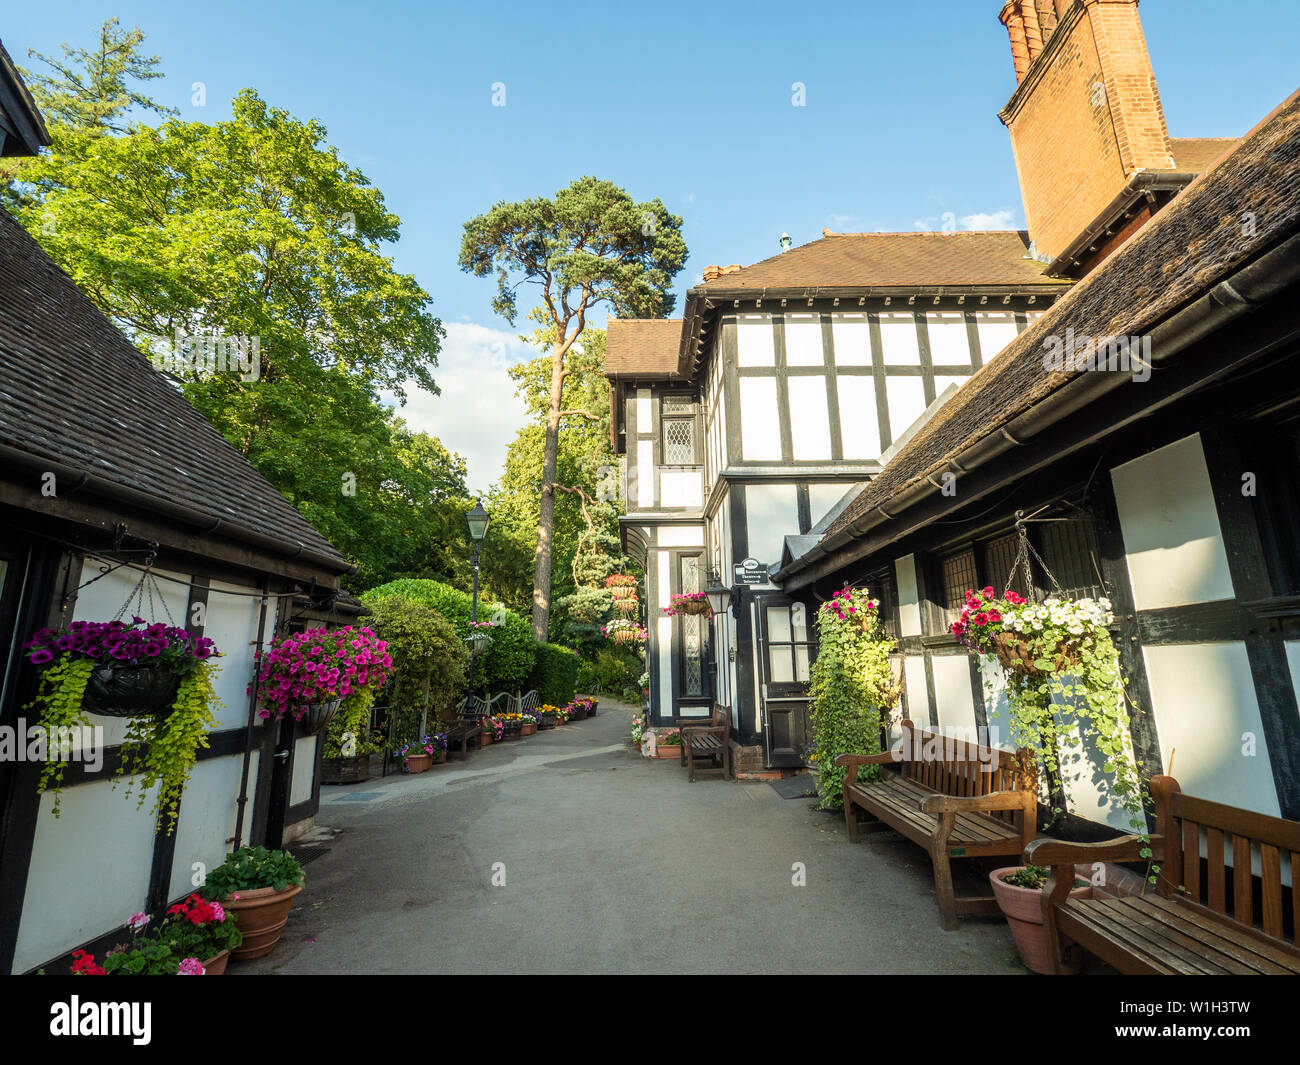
[238,701,1026,974]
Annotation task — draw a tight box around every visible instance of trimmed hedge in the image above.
[362,579,535,691]
[529,642,580,707]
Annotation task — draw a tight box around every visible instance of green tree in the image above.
[460,177,686,638]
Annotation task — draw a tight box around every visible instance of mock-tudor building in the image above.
[0,42,358,973]
[604,0,1262,789]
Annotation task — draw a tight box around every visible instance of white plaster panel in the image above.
[636,440,653,506]
[903,655,930,728]
[975,313,1019,361]
[830,312,872,366]
[783,313,824,366]
[836,376,880,458]
[808,483,849,528]
[788,376,832,459]
[886,378,928,440]
[930,654,976,733]
[926,312,970,364]
[737,314,775,366]
[1143,642,1280,817]
[878,312,921,365]
[744,483,798,565]
[201,582,264,730]
[1110,434,1234,609]
[635,389,651,433]
[16,778,159,972]
[739,377,781,460]
[659,470,703,508]
[895,554,922,637]
[168,754,247,900]
[290,734,317,806]
[658,525,704,547]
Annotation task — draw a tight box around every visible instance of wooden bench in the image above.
[679,707,732,782]
[447,695,486,758]
[1027,774,1300,974]
[835,719,1037,930]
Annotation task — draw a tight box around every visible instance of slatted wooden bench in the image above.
[1027,774,1300,975]
[679,706,732,782]
[447,695,486,758]
[834,719,1037,930]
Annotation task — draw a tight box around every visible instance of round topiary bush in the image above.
[362,579,534,692]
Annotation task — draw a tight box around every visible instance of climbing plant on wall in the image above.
[808,587,902,810]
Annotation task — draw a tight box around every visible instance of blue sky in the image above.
[6,1,1297,490]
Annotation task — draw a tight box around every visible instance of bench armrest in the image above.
[681,724,727,738]
[920,790,1034,814]
[1025,834,1163,867]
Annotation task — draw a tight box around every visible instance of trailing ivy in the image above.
[26,655,95,816]
[117,662,220,835]
[808,587,902,810]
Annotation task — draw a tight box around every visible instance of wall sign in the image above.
[733,558,767,586]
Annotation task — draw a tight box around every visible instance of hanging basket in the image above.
[82,663,181,718]
[294,698,343,736]
[609,586,637,601]
[991,631,1082,678]
[612,630,644,646]
[468,632,493,657]
[614,596,640,615]
[677,599,711,617]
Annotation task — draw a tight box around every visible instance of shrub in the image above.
[576,648,641,699]
[358,594,469,743]
[809,587,901,810]
[362,579,534,691]
[529,642,580,706]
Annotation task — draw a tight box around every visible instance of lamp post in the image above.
[464,500,490,706]
[704,576,731,702]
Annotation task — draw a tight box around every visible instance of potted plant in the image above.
[654,728,682,759]
[538,705,560,729]
[200,846,304,960]
[952,588,1152,842]
[520,710,539,736]
[989,864,1092,974]
[396,736,437,772]
[21,616,221,833]
[567,700,588,721]
[573,696,597,717]
[321,693,384,784]
[630,714,644,752]
[482,715,505,743]
[428,730,449,764]
[467,620,498,657]
[600,619,648,647]
[605,574,638,600]
[68,898,243,975]
[253,625,393,735]
[499,712,524,740]
[663,592,712,617]
[614,595,640,616]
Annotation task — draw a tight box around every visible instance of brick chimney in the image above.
[998,0,1176,264]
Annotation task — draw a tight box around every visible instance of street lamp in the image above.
[464,500,490,705]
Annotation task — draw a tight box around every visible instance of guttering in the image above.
[1047,170,1199,278]
[0,443,357,576]
[775,229,1300,592]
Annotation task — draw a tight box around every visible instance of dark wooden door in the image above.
[756,595,814,768]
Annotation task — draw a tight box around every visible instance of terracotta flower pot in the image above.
[202,949,230,975]
[405,751,432,773]
[480,731,493,746]
[634,741,642,753]
[654,744,681,759]
[224,883,303,960]
[521,722,537,736]
[989,867,1091,974]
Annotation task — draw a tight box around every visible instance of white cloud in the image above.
[385,322,539,495]
[960,209,1018,230]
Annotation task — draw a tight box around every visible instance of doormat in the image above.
[769,775,818,800]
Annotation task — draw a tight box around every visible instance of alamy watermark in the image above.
[152,327,261,382]
[1042,327,1151,383]
[0,718,104,771]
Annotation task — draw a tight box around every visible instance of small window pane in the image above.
[663,393,695,415]
[769,647,795,683]
[942,550,978,610]
[794,645,810,682]
[766,606,792,643]
[663,418,696,464]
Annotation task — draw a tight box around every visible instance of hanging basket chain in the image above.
[1004,510,1066,603]
[110,563,178,627]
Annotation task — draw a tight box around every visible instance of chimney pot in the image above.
[703,265,723,282]
[1000,2,1031,82]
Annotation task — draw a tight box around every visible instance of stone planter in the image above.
[569,706,588,721]
[321,755,369,785]
[224,883,303,960]
[538,714,557,730]
[989,867,1091,974]
[405,751,432,773]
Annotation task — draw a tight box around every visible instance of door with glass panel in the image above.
[757,595,814,768]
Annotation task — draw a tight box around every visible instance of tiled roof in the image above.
[1170,137,1241,173]
[696,231,1069,293]
[604,317,683,377]
[822,91,1300,543]
[0,210,350,570]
